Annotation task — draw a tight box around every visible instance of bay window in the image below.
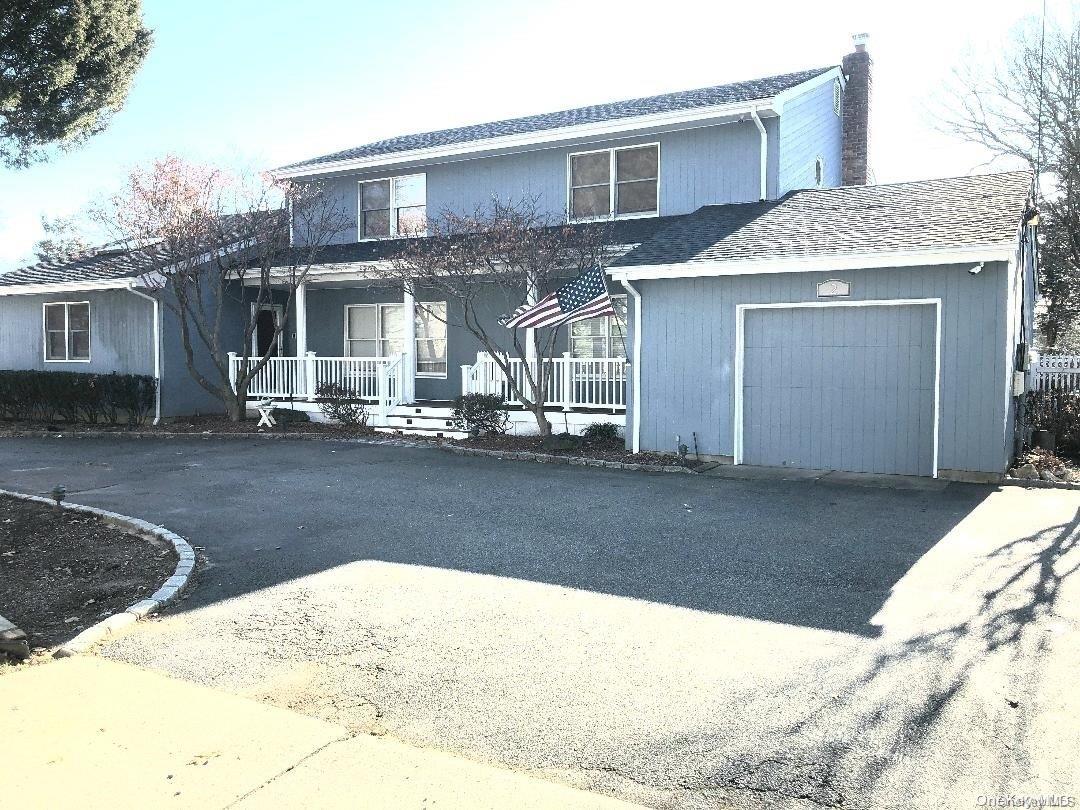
[358,173,427,239]
[569,144,659,222]
[43,302,90,362]
[569,296,627,358]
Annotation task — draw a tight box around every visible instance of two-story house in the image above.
[0,37,1039,482]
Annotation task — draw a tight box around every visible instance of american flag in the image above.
[502,265,615,329]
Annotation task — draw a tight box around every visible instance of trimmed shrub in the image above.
[582,421,621,443]
[450,393,509,436]
[0,370,157,425]
[314,381,368,427]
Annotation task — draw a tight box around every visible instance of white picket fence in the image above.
[1032,355,1080,392]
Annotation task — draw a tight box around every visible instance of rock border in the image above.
[0,488,196,658]
[1000,476,1080,491]
[0,429,698,475]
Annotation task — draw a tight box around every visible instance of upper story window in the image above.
[570,295,627,358]
[43,302,90,362]
[359,173,427,239]
[568,144,659,222]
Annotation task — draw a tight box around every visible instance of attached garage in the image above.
[610,172,1040,482]
[735,301,938,476]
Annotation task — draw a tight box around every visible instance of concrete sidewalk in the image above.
[0,657,640,809]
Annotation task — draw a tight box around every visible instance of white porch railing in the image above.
[1032,354,1080,391]
[228,352,406,422]
[460,352,626,411]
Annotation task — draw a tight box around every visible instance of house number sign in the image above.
[817,279,851,298]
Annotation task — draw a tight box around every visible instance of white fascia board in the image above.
[272,99,783,180]
[771,66,843,114]
[242,262,388,285]
[608,243,1016,281]
[0,278,137,297]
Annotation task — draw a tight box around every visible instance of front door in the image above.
[253,305,284,357]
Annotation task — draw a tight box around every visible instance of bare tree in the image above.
[942,15,1080,347]
[385,198,609,436]
[32,214,92,262]
[102,155,348,420]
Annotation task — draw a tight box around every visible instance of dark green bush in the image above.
[450,393,509,436]
[0,370,157,425]
[582,422,621,443]
[1023,389,1080,457]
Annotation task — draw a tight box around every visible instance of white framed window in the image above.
[344,301,447,377]
[358,173,427,239]
[568,144,659,222]
[833,79,842,117]
[415,301,447,377]
[569,295,627,358]
[43,301,91,362]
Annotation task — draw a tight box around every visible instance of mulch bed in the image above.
[0,416,376,438]
[450,434,696,467]
[0,495,176,656]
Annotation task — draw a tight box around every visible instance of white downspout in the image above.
[750,108,767,201]
[127,284,162,425]
[620,278,642,454]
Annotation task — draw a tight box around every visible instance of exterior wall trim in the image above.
[609,244,1015,280]
[0,279,135,297]
[733,297,943,477]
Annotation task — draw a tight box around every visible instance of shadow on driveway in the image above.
[0,436,991,638]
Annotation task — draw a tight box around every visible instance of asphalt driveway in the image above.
[1,436,1076,809]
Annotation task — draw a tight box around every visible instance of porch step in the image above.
[387,404,457,419]
[374,425,468,440]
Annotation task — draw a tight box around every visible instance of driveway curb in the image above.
[0,430,698,475]
[0,488,196,658]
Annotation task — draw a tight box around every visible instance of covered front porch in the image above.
[230,277,628,432]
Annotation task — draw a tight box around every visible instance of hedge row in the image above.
[0,370,157,425]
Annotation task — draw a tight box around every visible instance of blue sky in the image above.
[0,0,1056,270]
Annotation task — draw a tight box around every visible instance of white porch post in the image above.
[403,287,417,403]
[295,282,308,357]
[525,279,538,361]
[295,282,310,398]
[561,351,573,411]
[227,352,237,392]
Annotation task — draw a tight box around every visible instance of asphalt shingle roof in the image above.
[0,245,162,288]
[297,215,688,267]
[280,67,835,172]
[611,172,1033,269]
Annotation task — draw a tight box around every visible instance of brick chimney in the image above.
[841,33,871,186]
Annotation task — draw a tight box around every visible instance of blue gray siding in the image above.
[304,118,780,245]
[777,78,843,194]
[0,289,153,375]
[630,263,1012,476]
[742,304,937,475]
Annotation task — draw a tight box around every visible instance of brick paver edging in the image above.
[0,430,698,475]
[0,488,196,658]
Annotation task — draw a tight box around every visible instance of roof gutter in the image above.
[0,278,135,296]
[749,108,768,201]
[609,243,1018,281]
[125,284,162,426]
